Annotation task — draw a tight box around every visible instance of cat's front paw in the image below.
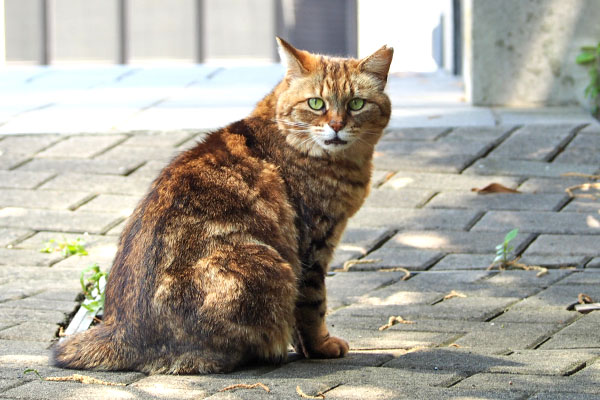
[311,335,349,358]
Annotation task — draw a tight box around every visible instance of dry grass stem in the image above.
[342,259,381,271]
[378,315,415,331]
[219,383,270,393]
[561,172,600,179]
[45,374,125,386]
[443,290,467,300]
[296,385,325,399]
[488,257,548,277]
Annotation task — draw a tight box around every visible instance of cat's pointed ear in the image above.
[359,45,394,88]
[276,37,314,80]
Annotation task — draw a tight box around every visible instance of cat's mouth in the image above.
[324,137,348,146]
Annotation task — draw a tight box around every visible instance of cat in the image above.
[52,37,393,374]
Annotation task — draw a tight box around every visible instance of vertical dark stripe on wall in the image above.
[40,0,52,65]
[345,0,357,58]
[195,0,204,63]
[118,0,128,64]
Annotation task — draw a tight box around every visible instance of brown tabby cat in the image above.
[53,38,393,374]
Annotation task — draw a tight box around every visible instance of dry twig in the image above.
[342,259,381,271]
[296,385,325,399]
[378,315,415,331]
[488,257,548,277]
[219,383,270,393]
[443,290,467,300]
[45,374,124,386]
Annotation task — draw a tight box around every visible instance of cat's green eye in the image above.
[348,98,365,111]
[308,98,325,110]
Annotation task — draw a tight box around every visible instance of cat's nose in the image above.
[328,120,345,133]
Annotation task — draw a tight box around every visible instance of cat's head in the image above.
[274,37,393,159]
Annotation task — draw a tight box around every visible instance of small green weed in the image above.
[576,43,600,118]
[40,236,88,257]
[491,228,519,268]
[23,368,43,380]
[80,263,108,313]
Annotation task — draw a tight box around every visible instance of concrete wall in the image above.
[464,0,600,107]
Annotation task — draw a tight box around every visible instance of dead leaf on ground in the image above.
[379,315,415,331]
[578,293,594,304]
[219,383,270,393]
[471,183,520,195]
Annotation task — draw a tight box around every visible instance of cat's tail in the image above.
[52,324,134,371]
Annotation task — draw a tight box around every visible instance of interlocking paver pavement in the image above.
[1,66,599,398]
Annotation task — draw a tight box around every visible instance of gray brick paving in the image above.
[1,107,599,398]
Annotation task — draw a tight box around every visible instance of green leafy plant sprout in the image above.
[491,228,519,268]
[576,42,600,118]
[40,236,88,257]
[80,263,108,313]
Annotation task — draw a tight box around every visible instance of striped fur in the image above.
[52,38,393,374]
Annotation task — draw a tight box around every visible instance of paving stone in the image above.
[94,144,179,162]
[75,194,139,216]
[486,349,597,376]
[487,124,577,161]
[381,171,521,192]
[373,153,477,173]
[0,171,54,189]
[518,176,591,193]
[121,130,195,147]
[330,248,363,270]
[383,348,511,374]
[0,189,91,210]
[2,298,76,314]
[381,127,449,141]
[0,339,51,357]
[0,228,32,247]
[326,385,526,400]
[354,247,443,271]
[540,311,600,349]
[453,373,591,394]
[588,258,600,268]
[491,307,578,325]
[357,289,443,307]
[17,158,142,175]
[562,198,600,213]
[453,322,561,351]
[554,146,600,164]
[338,227,393,255]
[430,254,494,270]
[370,169,395,188]
[426,192,568,211]
[347,207,480,230]
[0,135,61,156]
[0,307,68,325]
[127,159,170,178]
[331,296,520,323]
[551,270,600,285]
[326,271,406,310]
[35,135,126,158]
[484,270,574,288]
[528,392,600,400]
[0,321,58,342]
[471,211,600,235]
[463,158,598,178]
[0,248,63,267]
[517,255,588,268]
[376,140,492,158]
[0,154,29,170]
[381,230,533,254]
[363,188,434,208]
[40,172,153,195]
[445,125,515,141]
[508,283,600,309]
[0,207,122,234]
[522,234,600,257]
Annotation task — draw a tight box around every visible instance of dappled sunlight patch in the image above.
[586,215,600,228]
[327,385,397,399]
[0,207,28,217]
[0,354,48,364]
[392,232,449,249]
[387,176,414,189]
